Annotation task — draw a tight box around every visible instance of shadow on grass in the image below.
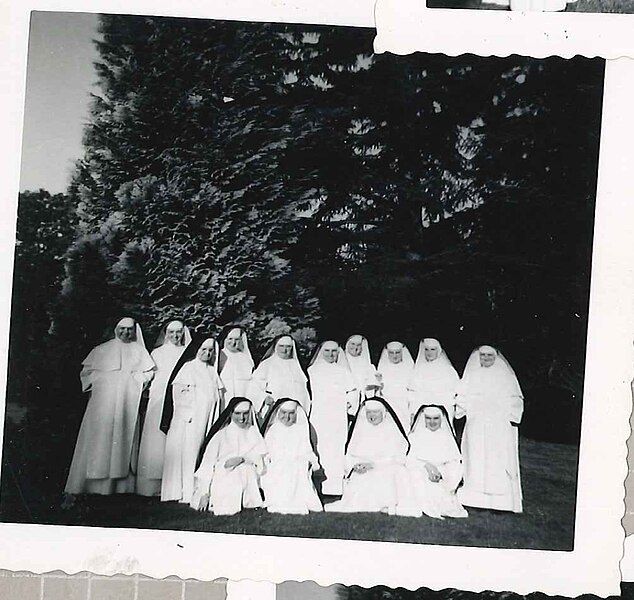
[1,437,577,551]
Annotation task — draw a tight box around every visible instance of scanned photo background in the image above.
[1,7,605,558]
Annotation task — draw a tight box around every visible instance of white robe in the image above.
[219,350,254,400]
[405,420,468,519]
[408,358,460,422]
[261,419,323,514]
[456,364,523,512]
[249,355,311,415]
[378,362,414,429]
[136,342,185,496]
[192,422,267,515]
[346,354,380,414]
[308,361,356,495]
[161,360,223,503]
[325,410,411,515]
[65,338,155,495]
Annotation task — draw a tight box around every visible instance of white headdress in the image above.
[346,398,409,459]
[153,320,192,348]
[410,338,459,389]
[345,335,372,363]
[409,405,462,465]
[309,340,350,369]
[115,317,147,349]
[456,345,523,399]
[377,341,414,372]
[223,327,253,362]
[197,337,220,370]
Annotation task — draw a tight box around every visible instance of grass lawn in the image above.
[0,437,577,550]
[427,0,634,11]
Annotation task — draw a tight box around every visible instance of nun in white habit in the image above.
[408,338,460,423]
[65,318,155,496]
[136,320,191,496]
[455,345,524,513]
[308,341,357,496]
[377,341,415,429]
[260,399,323,515]
[344,335,382,413]
[191,398,267,515]
[160,337,224,504]
[325,398,412,515]
[406,406,468,519]
[248,335,311,417]
[218,327,254,400]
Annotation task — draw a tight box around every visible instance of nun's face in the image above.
[424,414,442,431]
[387,349,403,364]
[225,331,242,352]
[278,406,298,427]
[347,340,362,357]
[231,404,251,428]
[197,344,215,364]
[322,347,339,364]
[166,327,184,346]
[365,408,384,426]
[276,340,293,359]
[424,346,439,362]
[115,323,135,343]
[479,350,497,368]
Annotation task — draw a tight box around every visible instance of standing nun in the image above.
[248,335,311,417]
[65,318,155,497]
[408,338,460,424]
[406,405,468,519]
[325,398,412,515]
[218,326,254,400]
[344,335,382,412]
[308,341,357,496]
[160,336,224,504]
[191,398,267,515]
[377,341,415,429]
[260,399,323,515]
[136,320,191,496]
[455,345,524,513]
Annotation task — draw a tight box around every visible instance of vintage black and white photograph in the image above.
[426,0,634,12]
[0,8,607,557]
[275,582,634,600]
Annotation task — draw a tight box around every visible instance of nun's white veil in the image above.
[457,345,523,399]
[377,341,414,372]
[153,320,192,348]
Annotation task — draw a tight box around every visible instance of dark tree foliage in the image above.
[45,17,601,447]
[7,189,78,407]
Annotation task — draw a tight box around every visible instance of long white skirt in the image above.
[209,463,264,515]
[136,393,167,497]
[161,417,205,504]
[406,463,468,519]
[261,458,323,515]
[325,463,410,515]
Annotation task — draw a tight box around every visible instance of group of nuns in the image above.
[64,318,525,518]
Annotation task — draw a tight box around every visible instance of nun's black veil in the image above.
[195,397,253,470]
[410,404,459,444]
[344,396,410,453]
[259,397,302,435]
[159,335,216,435]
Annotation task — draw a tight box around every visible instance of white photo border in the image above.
[1,2,633,597]
[374,0,634,60]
